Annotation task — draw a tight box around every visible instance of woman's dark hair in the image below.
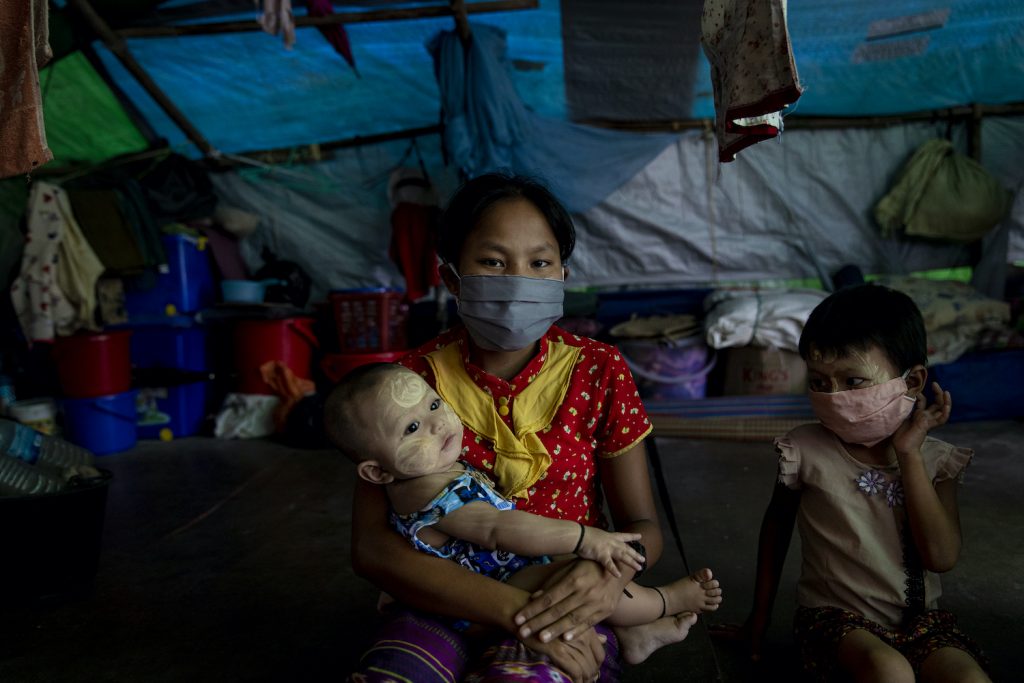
[437,172,576,265]
[798,284,928,371]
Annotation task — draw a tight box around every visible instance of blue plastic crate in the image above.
[135,380,211,440]
[929,349,1024,422]
[129,320,210,373]
[595,288,713,328]
[124,234,215,319]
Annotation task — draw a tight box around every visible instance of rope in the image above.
[647,437,725,682]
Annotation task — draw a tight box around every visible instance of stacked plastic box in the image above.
[124,234,215,440]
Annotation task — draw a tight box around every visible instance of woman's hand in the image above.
[514,559,623,644]
[524,626,606,683]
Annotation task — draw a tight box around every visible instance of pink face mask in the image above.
[809,372,917,447]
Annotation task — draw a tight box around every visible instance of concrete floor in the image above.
[1,420,1021,682]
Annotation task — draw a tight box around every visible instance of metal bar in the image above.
[116,0,538,38]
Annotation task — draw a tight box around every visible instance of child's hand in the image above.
[575,527,644,578]
[892,381,952,456]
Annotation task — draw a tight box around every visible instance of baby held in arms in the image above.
[326,363,722,665]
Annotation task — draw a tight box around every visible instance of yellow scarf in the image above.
[425,338,581,500]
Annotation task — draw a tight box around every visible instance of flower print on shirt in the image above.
[856,469,887,496]
[885,480,905,508]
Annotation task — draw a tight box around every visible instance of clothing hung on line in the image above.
[391,464,551,583]
[701,0,803,162]
[0,0,53,178]
[776,423,972,628]
[401,324,653,524]
[11,182,105,343]
[257,0,295,49]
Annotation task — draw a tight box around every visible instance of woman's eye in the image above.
[405,421,420,434]
[847,377,866,388]
[480,258,504,268]
[430,399,440,410]
[532,259,553,268]
[808,378,827,391]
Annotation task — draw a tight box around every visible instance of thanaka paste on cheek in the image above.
[440,401,461,431]
[395,435,435,473]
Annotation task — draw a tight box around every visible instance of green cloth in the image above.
[874,139,1011,243]
[41,52,148,168]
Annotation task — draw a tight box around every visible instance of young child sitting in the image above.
[732,284,990,682]
[326,362,722,665]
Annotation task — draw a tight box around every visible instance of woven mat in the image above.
[645,394,815,442]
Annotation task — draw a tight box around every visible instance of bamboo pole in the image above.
[968,103,983,161]
[579,102,1024,133]
[116,0,538,38]
[450,0,472,43]
[209,124,443,169]
[66,0,216,157]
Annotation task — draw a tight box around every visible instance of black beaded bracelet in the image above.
[626,540,648,578]
[573,522,586,554]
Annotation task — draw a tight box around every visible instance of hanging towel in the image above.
[701,0,803,162]
[0,0,53,178]
[425,338,580,501]
[11,182,105,342]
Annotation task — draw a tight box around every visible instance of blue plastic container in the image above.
[129,321,209,372]
[136,381,210,440]
[124,234,215,319]
[63,390,139,455]
[929,349,1024,422]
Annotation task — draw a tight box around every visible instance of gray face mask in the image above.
[452,269,565,352]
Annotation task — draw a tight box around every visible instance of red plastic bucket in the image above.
[53,331,132,398]
[234,317,318,394]
[321,350,407,384]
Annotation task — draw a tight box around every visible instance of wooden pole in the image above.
[116,0,537,38]
[450,0,472,43]
[66,0,217,157]
[968,103,983,161]
[579,102,1024,133]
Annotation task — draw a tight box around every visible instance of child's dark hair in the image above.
[798,284,928,371]
[437,172,576,266]
[323,362,404,462]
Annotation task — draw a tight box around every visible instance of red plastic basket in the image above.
[328,290,408,353]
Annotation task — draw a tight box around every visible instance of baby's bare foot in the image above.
[663,567,722,614]
[615,612,698,665]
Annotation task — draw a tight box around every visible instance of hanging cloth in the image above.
[701,0,803,162]
[0,0,53,178]
[257,0,296,49]
[306,0,358,74]
[428,24,677,214]
[388,161,440,301]
[425,338,581,501]
[874,139,1012,243]
[11,182,105,342]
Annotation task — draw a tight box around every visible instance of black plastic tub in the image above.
[0,469,113,604]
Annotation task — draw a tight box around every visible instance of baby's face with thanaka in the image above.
[806,343,899,393]
[353,367,464,483]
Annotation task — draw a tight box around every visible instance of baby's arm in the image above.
[435,502,645,577]
[892,382,963,571]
